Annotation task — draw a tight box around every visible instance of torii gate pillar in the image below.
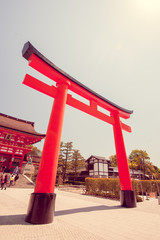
[113,112,136,208]
[25,81,69,224]
[22,41,137,225]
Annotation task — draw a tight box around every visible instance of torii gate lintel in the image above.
[22,42,136,225]
[23,73,131,132]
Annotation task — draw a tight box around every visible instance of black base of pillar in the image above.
[120,190,137,208]
[25,192,56,224]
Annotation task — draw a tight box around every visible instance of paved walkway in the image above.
[0,188,160,240]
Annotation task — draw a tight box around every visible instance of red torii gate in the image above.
[22,42,136,224]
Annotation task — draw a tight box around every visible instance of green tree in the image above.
[69,150,85,175]
[58,142,73,183]
[129,150,150,179]
[109,154,117,167]
[27,145,42,156]
[153,167,160,180]
[57,142,64,171]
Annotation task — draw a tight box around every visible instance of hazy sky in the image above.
[1,0,160,167]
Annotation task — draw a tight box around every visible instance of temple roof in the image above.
[0,113,46,137]
[86,155,110,163]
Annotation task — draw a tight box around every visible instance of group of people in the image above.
[1,172,19,190]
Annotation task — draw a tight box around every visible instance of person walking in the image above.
[13,166,19,175]
[7,173,11,185]
[3,174,8,190]
[14,174,19,185]
[10,174,15,186]
[1,173,5,190]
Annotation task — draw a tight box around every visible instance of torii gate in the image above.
[22,42,136,224]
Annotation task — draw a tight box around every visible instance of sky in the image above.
[1,0,160,167]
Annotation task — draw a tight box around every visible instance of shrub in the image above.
[136,195,143,202]
[85,178,160,201]
[132,179,160,196]
[85,178,120,199]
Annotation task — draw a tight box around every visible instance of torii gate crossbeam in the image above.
[22,42,136,225]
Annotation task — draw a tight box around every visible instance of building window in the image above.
[88,163,94,170]
[5,134,12,140]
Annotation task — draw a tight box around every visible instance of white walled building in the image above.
[86,155,110,177]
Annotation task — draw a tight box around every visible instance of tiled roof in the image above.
[86,155,110,162]
[0,113,45,137]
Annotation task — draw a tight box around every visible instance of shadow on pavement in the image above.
[0,205,122,225]
[0,214,29,225]
[55,204,121,216]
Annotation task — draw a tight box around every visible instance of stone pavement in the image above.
[0,188,160,240]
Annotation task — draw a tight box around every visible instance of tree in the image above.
[27,145,42,156]
[57,142,64,170]
[153,167,160,180]
[109,154,117,167]
[24,145,42,164]
[129,150,150,179]
[58,142,73,183]
[69,150,85,175]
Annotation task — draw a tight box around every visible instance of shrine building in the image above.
[86,155,110,178]
[0,113,45,173]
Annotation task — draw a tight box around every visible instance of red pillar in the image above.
[9,153,14,171]
[112,112,136,207]
[25,80,70,224]
[8,157,13,171]
[19,154,24,173]
[34,80,70,193]
[113,112,132,190]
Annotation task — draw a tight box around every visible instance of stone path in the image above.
[0,188,160,240]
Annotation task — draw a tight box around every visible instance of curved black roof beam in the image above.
[22,41,133,115]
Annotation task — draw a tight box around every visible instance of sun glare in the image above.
[137,0,160,12]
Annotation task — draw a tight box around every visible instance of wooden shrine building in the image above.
[0,113,45,173]
[86,155,110,178]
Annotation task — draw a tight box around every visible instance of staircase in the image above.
[10,174,34,189]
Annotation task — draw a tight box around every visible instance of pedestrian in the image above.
[1,173,5,190]
[2,166,6,173]
[14,174,19,185]
[7,173,11,186]
[3,174,8,190]
[13,166,19,175]
[10,174,15,186]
